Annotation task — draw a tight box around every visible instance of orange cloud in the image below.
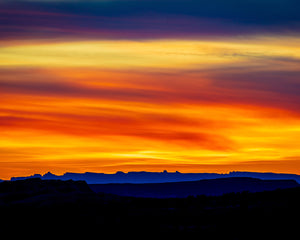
[1,37,300,179]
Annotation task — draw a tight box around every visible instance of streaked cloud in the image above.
[1,0,300,178]
[1,0,300,41]
[1,38,300,69]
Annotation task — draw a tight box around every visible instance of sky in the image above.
[1,0,300,179]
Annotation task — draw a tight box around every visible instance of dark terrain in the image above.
[0,178,300,238]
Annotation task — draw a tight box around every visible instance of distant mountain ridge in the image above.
[89,177,299,198]
[10,171,300,184]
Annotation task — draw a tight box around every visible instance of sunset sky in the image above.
[1,0,300,179]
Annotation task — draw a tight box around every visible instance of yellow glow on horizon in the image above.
[2,92,300,179]
[1,37,300,70]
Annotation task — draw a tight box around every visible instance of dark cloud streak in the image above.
[1,0,300,40]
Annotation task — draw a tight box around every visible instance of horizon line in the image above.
[6,170,300,180]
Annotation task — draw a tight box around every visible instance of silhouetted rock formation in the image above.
[89,177,299,198]
[10,171,300,183]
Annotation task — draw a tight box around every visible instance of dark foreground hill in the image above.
[89,177,298,198]
[1,178,300,238]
